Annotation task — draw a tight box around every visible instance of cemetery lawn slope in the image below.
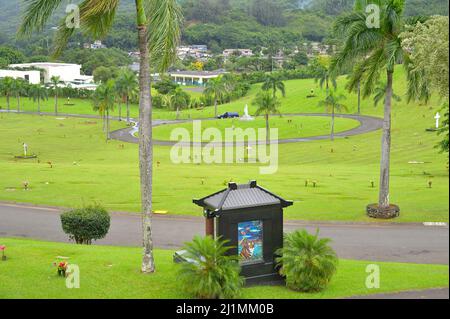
[0,238,448,299]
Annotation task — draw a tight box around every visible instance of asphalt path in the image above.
[0,203,447,265]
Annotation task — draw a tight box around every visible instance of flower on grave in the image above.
[0,245,6,260]
[54,261,68,276]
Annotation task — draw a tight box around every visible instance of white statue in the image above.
[435,112,441,129]
[240,104,254,121]
[23,143,28,156]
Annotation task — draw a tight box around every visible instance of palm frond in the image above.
[147,0,183,72]
[18,0,65,36]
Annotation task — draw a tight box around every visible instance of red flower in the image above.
[0,246,5,251]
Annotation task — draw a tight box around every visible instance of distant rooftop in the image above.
[9,62,81,68]
[169,70,226,77]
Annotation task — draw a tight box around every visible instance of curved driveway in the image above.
[110,113,383,146]
[0,109,383,146]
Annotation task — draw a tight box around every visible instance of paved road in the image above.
[1,109,383,146]
[1,203,448,299]
[0,203,447,265]
[110,113,383,146]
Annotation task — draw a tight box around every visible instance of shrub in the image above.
[60,205,111,245]
[276,229,338,292]
[178,236,244,299]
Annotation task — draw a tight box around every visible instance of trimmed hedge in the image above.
[60,205,111,245]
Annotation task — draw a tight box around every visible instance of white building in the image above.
[168,70,226,86]
[8,62,87,84]
[0,69,41,84]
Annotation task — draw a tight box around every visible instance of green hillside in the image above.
[1,0,448,52]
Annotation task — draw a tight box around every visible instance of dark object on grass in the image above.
[190,180,293,285]
[366,204,400,219]
[14,155,37,159]
[217,112,239,119]
[61,205,110,244]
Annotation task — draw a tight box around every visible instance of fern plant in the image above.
[178,236,244,299]
[276,230,338,292]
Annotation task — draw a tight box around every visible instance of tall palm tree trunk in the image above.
[214,98,218,117]
[378,71,393,209]
[106,108,110,141]
[37,97,40,114]
[126,96,130,123]
[265,113,270,144]
[6,95,10,112]
[357,80,361,114]
[331,105,335,141]
[54,93,58,115]
[118,102,122,121]
[136,0,155,274]
[176,106,180,120]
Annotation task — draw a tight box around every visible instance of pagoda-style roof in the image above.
[193,181,293,214]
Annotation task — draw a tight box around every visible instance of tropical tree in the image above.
[262,73,285,98]
[28,84,48,114]
[20,0,183,273]
[12,78,28,112]
[373,82,401,107]
[331,0,429,217]
[116,69,138,122]
[50,76,61,115]
[318,91,348,141]
[93,80,116,141]
[314,55,337,95]
[204,77,226,117]
[252,90,281,143]
[171,87,190,120]
[0,77,14,112]
[276,230,338,292]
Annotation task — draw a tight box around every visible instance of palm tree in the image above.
[171,87,190,120]
[116,69,138,123]
[373,82,402,107]
[204,77,226,117]
[12,78,28,112]
[28,84,48,114]
[20,0,182,273]
[93,80,116,141]
[0,77,14,112]
[314,56,337,95]
[318,91,348,141]
[331,0,429,215]
[50,76,60,115]
[252,90,281,144]
[262,73,285,98]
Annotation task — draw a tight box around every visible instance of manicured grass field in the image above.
[153,116,360,141]
[0,238,447,299]
[0,66,448,222]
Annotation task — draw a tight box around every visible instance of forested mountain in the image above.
[0,0,448,55]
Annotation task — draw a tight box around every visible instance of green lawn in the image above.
[0,238,447,299]
[0,66,448,222]
[153,116,360,141]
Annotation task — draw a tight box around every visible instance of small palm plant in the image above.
[276,230,338,292]
[318,91,348,141]
[253,90,282,143]
[178,236,244,299]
